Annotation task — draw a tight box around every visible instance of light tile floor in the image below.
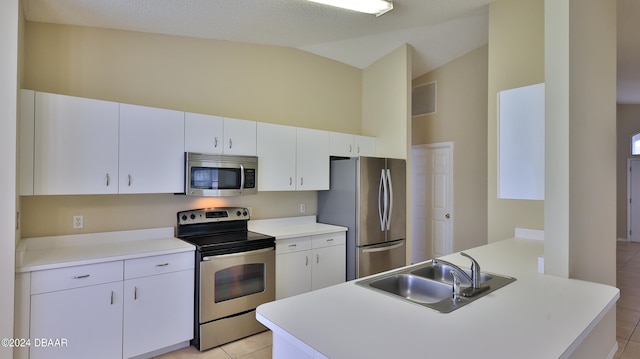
[616,241,640,358]
[155,331,271,359]
[157,242,640,359]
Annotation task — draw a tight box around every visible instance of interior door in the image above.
[629,159,640,242]
[427,145,453,257]
[357,157,387,246]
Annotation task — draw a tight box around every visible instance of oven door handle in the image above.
[202,247,273,261]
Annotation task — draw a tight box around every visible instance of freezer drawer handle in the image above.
[362,242,404,253]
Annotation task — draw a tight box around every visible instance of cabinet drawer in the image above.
[31,261,123,294]
[276,237,312,254]
[312,232,346,249]
[125,252,194,280]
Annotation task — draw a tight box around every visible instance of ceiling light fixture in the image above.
[307,0,394,17]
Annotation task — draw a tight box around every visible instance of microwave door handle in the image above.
[239,164,245,194]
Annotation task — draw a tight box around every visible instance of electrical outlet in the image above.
[73,215,84,229]
[300,203,306,213]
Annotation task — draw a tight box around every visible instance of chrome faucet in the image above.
[433,252,489,297]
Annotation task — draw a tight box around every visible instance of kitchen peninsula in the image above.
[256,237,620,359]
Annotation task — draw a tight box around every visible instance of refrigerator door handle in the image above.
[362,242,404,253]
[386,168,393,231]
[378,169,385,231]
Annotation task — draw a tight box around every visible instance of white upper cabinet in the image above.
[257,123,329,191]
[119,104,185,194]
[257,123,296,191]
[185,112,224,154]
[296,128,329,191]
[223,117,257,155]
[34,92,120,195]
[19,89,35,196]
[185,113,257,156]
[329,132,376,157]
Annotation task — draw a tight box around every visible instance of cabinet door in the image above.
[123,270,194,358]
[312,245,346,291]
[296,128,329,191]
[34,92,119,195]
[119,104,185,194]
[30,282,123,359]
[185,112,224,154]
[329,132,355,157]
[276,250,312,300]
[19,89,35,196]
[223,117,257,155]
[354,135,376,157]
[257,122,296,191]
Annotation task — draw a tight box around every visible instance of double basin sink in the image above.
[356,254,516,313]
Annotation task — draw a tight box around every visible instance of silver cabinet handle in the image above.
[349,144,352,153]
[73,274,90,279]
[326,238,334,243]
[134,287,138,300]
[229,138,233,149]
[128,174,132,187]
[316,254,319,264]
[110,291,114,305]
[289,177,293,186]
[214,137,218,148]
[300,177,304,186]
[288,244,297,249]
[156,263,169,267]
[305,256,309,266]
[357,145,361,154]
[106,173,110,186]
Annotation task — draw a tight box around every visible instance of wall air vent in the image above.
[412,81,436,117]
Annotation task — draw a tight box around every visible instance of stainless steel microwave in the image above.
[185,153,258,196]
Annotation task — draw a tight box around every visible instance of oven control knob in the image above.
[243,210,248,217]
[190,214,196,220]
[181,215,187,221]
[236,210,242,217]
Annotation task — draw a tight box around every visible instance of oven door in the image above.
[199,247,275,323]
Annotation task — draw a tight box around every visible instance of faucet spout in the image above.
[433,252,490,298]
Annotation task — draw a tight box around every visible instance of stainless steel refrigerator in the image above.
[318,157,406,280]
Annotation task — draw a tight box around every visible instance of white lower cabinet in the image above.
[275,232,346,300]
[27,252,194,359]
[30,281,124,359]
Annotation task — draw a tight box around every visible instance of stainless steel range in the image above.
[176,207,275,351]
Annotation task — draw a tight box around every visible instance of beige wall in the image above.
[617,104,640,239]
[487,0,545,242]
[20,22,363,237]
[362,44,411,160]
[1,0,19,353]
[412,45,488,255]
[544,0,616,286]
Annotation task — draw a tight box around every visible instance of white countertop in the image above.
[16,227,194,273]
[249,216,347,239]
[256,238,620,359]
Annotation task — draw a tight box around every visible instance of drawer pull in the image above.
[156,263,170,267]
[288,244,297,249]
[326,238,334,242]
[73,274,90,279]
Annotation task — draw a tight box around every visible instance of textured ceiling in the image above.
[22,0,639,102]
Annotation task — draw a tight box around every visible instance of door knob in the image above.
[445,213,451,219]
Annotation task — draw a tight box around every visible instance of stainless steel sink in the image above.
[356,259,516,313]
[368,274,452,304]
